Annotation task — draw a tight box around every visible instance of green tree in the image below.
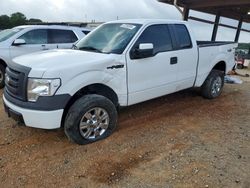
[0,15,11,29]
[9,12,27,27]
[238,43,250,50]
[0,12,43,29]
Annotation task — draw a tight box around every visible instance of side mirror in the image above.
[13,39,26,46]
[130,43,154,59]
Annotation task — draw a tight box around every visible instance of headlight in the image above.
[27,78,61,102]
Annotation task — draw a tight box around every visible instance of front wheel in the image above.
[0,64,5,89]
[201,70,224,99]
[64,94,117,145]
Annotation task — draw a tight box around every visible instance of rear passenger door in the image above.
[126,24,179,105]
[169,24,198,91]
[48,29,78,49]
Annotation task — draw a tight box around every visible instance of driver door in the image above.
[126,24,178,105]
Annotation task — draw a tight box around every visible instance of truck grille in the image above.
[5,66,29,101]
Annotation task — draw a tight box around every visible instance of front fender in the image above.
[0,50,10,66]
[56,69,128,106]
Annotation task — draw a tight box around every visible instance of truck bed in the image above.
[197,41,236,48]
[194,41,237,87]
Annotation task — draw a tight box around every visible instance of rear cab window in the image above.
[172,24,192,49]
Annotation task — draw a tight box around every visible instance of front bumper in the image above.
[3,95,64,129]
[4,102,24,123]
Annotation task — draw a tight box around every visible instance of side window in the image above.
[18,29,48,44]
[82,30,90,35]
[134,24,173,54]
[174,24,192,49]
[49,29,78,44]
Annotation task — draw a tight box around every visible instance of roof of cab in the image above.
[14,25,91,31]
[107,19,187,25]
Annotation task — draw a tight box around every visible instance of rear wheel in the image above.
[64,94,117,145]
[0,64,5,89]
[201,70,224,99]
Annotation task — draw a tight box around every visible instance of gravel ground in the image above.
[0,69,249,188]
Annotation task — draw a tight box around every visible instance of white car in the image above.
[0,25,91,88]
[3,19,237,145]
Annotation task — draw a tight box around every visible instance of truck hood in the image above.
[13,49,112,69]
[12,49,118,78]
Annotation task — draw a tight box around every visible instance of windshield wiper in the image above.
[79,46,102,53]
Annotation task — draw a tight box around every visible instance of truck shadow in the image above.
[118,88,202,130]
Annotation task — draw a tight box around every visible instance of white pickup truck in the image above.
[3,19,237,145]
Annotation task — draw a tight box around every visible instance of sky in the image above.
[0,0,249,42]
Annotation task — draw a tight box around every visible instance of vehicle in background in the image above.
[0,25,91,88]
[3,19,237,145]
[235,49,250,69]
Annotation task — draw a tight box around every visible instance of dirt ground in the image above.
[0,70,250,188]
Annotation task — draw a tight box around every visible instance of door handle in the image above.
[107,64,124,69]
[170,57,178,65]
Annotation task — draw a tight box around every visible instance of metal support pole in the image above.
[211,12,221,41]
[173,0,183,16]
[183,7,190,21]
[235,17,243,42]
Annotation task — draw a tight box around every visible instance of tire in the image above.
[0,64,5,89]
[237,64,244,69]
[64,94,118,145]
[201,70,224,99]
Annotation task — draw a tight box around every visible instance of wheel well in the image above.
[0,59,7,68]
[212,61,226,73]
[61,84,119,127]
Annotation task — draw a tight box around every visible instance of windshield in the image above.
[76,23,141,54]
[0,28,24,42]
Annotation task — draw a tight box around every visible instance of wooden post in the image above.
[211,12,221,41]
[183,7,190,21]
[235,17,243,42]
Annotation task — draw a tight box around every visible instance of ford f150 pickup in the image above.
[3,19,237,145]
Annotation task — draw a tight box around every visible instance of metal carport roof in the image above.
[158,0,250,41]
